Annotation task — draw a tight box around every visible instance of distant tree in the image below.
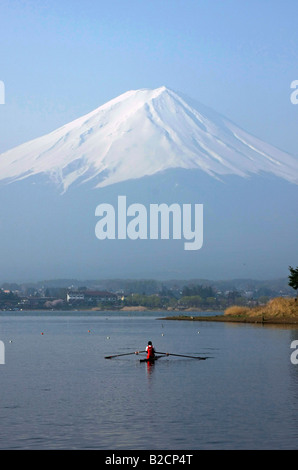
[180,295,202,308]
[288,266,298,298]
[182,284,215,299]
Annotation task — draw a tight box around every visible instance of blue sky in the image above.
[0,0,298,157]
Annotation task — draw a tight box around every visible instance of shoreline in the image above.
[0,305,218,313]
[163,297,298,325]
[2,302,298,326]
[162,314,298,325]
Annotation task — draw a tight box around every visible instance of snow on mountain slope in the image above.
[0,86,297,192]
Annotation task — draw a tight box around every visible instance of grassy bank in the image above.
[163,297,298,324]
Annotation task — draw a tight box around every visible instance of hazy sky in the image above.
[0,0,298,158]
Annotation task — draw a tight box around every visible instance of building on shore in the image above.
[66,290,118,304]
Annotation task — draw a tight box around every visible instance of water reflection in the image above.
[1,313,298,449]
[146,361,155,375]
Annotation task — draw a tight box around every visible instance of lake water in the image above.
[0,311,297,450]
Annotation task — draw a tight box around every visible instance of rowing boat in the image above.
[106,351,209,361]
[140,355,163,363]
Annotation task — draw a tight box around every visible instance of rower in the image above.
[146,341,156,360]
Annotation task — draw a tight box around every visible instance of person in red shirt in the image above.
[146,341,155,360]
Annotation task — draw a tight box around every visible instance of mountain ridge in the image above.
[0,86,297,192]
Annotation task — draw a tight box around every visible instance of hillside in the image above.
[0,86,297,192]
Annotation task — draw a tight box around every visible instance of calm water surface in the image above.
[0,311,297,450]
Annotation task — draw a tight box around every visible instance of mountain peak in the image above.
[0,86,297,191]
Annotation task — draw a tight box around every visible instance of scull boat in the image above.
[105,351,209,361]
[139,355,163,363]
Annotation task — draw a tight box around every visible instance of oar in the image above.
[105,350,145,359]
[156,351,208,360]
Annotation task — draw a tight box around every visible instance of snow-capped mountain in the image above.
[0,86,297,192]
[0,86,297,282]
